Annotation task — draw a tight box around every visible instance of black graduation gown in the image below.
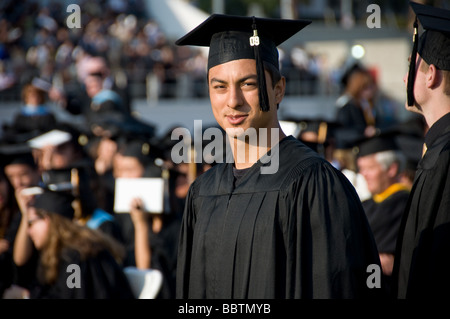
[30,248,135,299]
[335,99,368,148]
[150,214,182,299]
[11,112,57,134]
[176,136,383,299]
[392,112,450,299]
[362,187,409,254]
[363,187,409,294]
[0,210,21,296]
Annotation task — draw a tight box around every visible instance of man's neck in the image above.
[229,127,286,170]
[422,95,450,128]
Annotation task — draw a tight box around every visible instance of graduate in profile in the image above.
[392,2,450,299]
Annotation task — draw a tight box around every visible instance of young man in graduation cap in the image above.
[175,14,384,299]
[392,2,450,299]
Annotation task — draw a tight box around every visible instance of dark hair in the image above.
[420,59,450,96]
[0,169,19,238]
[206,61,283,109]
[263,62,282,89]
[22,84,46,105]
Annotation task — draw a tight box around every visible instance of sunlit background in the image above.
[0,0,448,135]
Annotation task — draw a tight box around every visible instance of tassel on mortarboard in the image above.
[407,16,419,107]
[250,17,270,112]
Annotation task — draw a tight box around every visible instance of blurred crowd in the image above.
[0,0,214,299]
[0,0,430,299]
[0,0,331,103]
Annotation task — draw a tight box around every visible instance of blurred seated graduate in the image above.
[0,166,20,297]
[39,166,123,242]
[2,79,57,143]
[26,123,120,232]
[335,63,378,147]
[10,165,124,294]
[0,142,43,291]
[282,117,338,163]
[112,134,181,299]
[26,122,90,173]
[4,188,134,299]
[355,132,409,291]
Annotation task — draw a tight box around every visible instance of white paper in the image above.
[20,187,44,196]
[113,178,164,213]
[28,130,72,149]
[279,120,300,138]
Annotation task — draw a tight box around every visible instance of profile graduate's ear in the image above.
[176,14,311,111]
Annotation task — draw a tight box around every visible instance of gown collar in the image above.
[425,111,450,148]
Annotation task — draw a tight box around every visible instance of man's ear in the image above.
[426,64,442,89]
[274,76,286,105]
[387,162,399,179]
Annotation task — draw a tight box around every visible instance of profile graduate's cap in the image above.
[176,14,311,111]
[407,1,450,106]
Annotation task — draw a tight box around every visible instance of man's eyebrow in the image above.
[209,74,258,85]
[210,77,227,84]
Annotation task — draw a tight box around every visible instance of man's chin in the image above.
[405,101,422,114]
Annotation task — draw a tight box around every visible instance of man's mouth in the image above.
[227,114,247,125]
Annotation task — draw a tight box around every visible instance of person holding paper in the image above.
[112,135,181,299]
[27,123,89,173]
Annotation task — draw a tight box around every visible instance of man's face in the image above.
[4,163,40,191]
[36,143,80,171]
[357,154,390,195]
[27,208,50,250]
[208,59,283,136]
[84,74,103,98]
[112,153,145,178]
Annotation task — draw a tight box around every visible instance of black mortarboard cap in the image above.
[0,142,37,168]
[41,167,80,191]
[407,1,450,106]
[175,14,311,112]
[116,135,164,178]
[27,122,89,151]
[33,188,75,220]
[340,62,365,89]
[354,132,400,158]
[116,133,154,164]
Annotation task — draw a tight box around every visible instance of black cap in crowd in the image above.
[176,14,311,112]
[354,132,400,158]
[33,188,75,220]
[407,1,450,106]
[0,142,37,169]
[27,122,89,151]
